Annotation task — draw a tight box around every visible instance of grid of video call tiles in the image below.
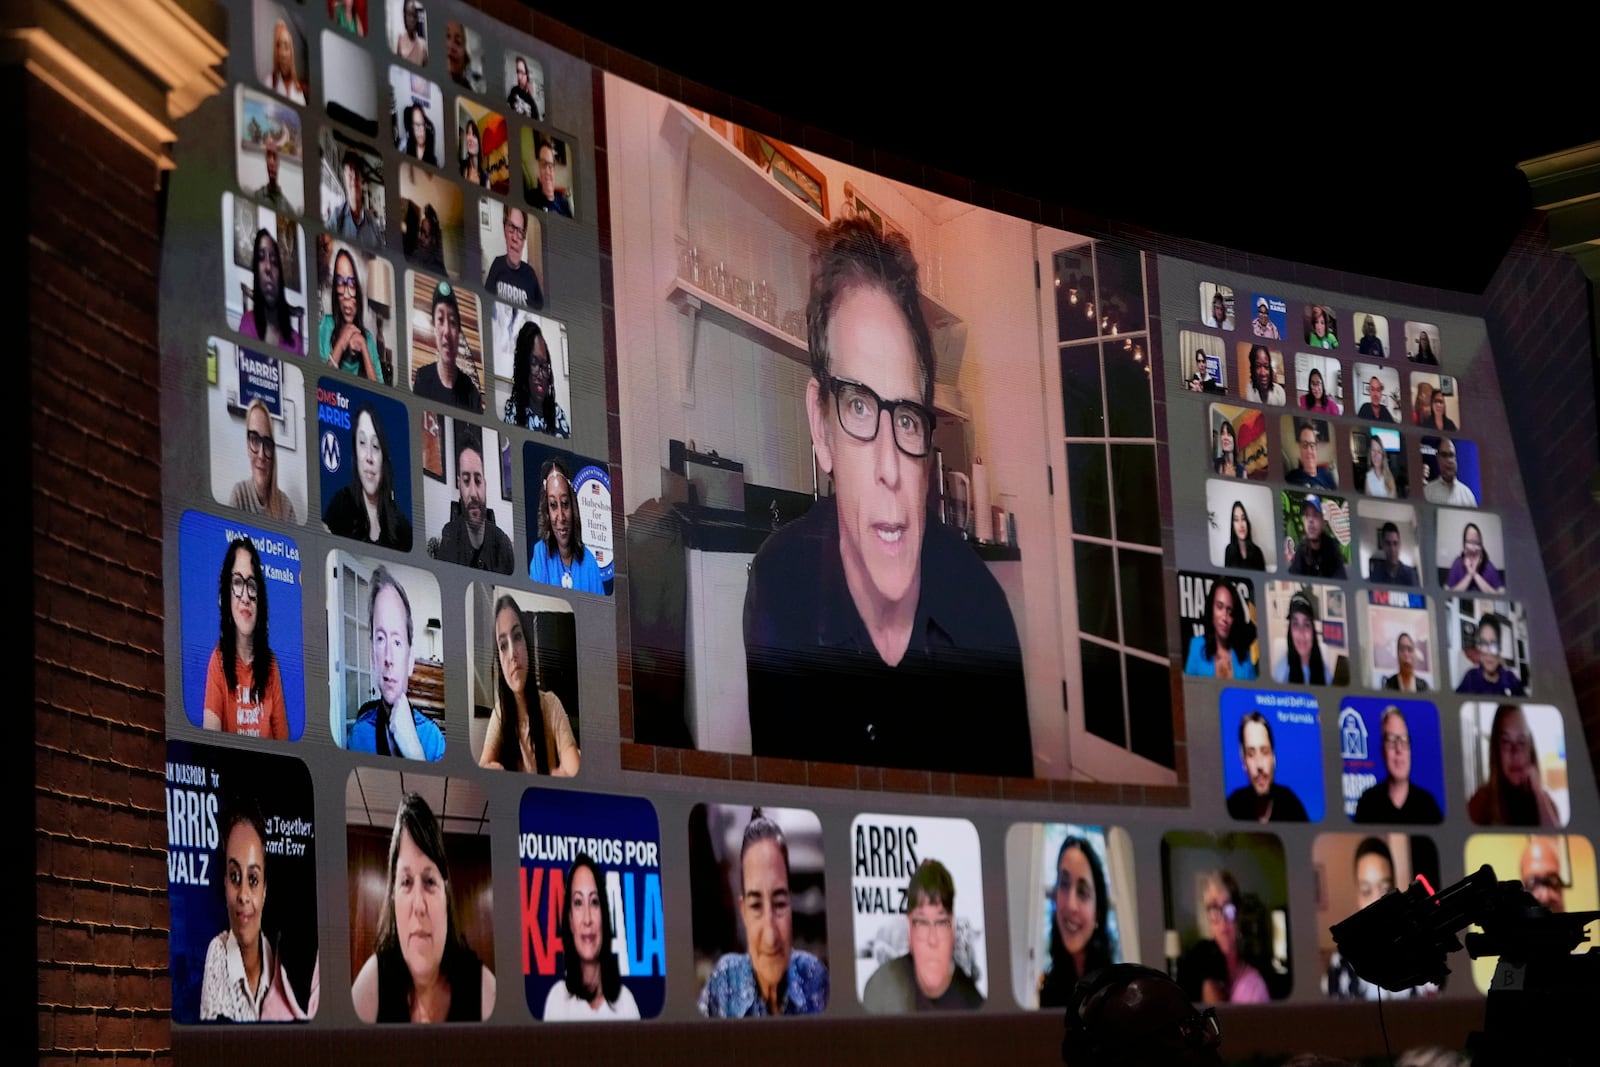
[1175,288,1586,846]
[1169,275,1595,1002]
[170,0,642,1028]
[163,0,1596,1033]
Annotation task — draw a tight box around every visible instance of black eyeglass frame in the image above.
[823,375,936,459]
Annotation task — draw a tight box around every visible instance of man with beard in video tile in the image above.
[435,425,513,573]
[743,218,1030,776]
[1225,712,1308,822]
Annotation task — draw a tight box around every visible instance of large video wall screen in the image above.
[158,0,1595,1045]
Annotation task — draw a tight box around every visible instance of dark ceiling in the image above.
[530,5,1600,295]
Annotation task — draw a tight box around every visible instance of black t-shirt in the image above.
[413,362,483,413]
[1288,535,1347,579]
[743,497,1032,776]
[485,256,544,308]
[508,85,539,119]
[1226,783,1309,822]
[1354,782,1444,824]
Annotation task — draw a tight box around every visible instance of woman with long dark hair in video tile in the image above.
[240,228,302,354]
[1037,836,1113,1009]
[352,792,496,1022]
[402,104,437,166]
[700,810,828,1017]
[1466,704,1558,827]
[479,595,580,776]
[1299,367,1341,415]
[200,804,273,1020]
[322,402,413,550]
[504,321,569,437]
[544,854,640,1020]
[1224,501,1266,571]
[459,118,488,188]
[204,537,288,739]
[1411,381,1434,426]
[319,247,383,383]
[1446,522,1505,594]
[1213,419,1244,479]
[1184,577,1257,680]
[411,204,447,273]
[1272,590,1328,685]
[229,398,299,522]
[1411,330,1439,365]
[1420,389,1458,432]
[529,458,602,593]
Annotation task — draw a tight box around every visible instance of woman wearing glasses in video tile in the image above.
[229,398,299,523]
[203,536,289,739]
[319,247,384,384]
[1200,870,1267,1004]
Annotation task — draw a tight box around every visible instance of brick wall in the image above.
[30,69,171,1061]
[1482,214,1600,769]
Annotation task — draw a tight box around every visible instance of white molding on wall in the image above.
[5,0,225,172]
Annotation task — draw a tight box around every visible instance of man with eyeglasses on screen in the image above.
[1355,706,1442,823]
[484,206,543,308]
[528,139,573,218]
[1285,420,1337,490]
[1521,836,1565,913]
[861,860,982,1013]
[742,218,1031,776]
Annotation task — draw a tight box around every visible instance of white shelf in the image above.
[667,277,808,361]
[663,102,826,236]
